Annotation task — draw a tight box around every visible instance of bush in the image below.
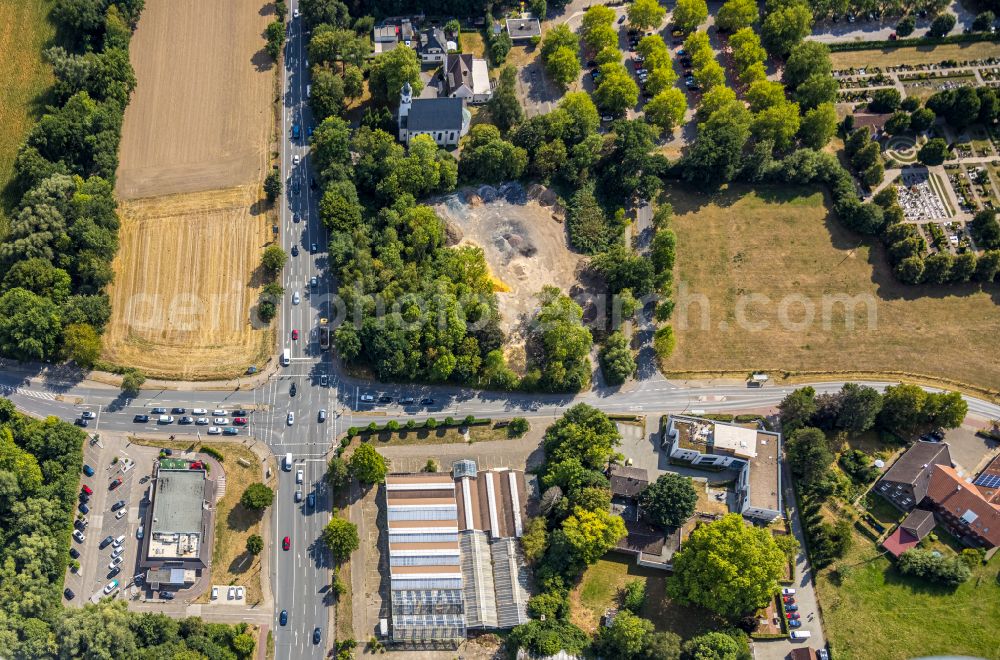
[201,446,224,462]
[508,417,530,437]
[463,415,476,426]
[444,416,456,426]
[425,418,438,429]
[619,579,646,613]
[653,325,676,359]
[898,548,971,586]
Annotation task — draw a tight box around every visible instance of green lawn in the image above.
[571,556,721,640]
[0,0,55,235]
[817,529,1000,660]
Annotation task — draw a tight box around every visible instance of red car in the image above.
[109,477,123,490]
[783,596,795,603]
[291,329,299,340]
[282,536,290,551]
[81,484,93,495]
[233,417,247,425]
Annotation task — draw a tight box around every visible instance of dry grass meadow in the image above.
[105,0,278,378]
[103,186,273,379]
[662,185,1000,395]
[115,0,274,200]
[0,0,54,233]
[829,41,1000,70]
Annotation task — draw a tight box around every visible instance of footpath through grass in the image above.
[817,528,1000,660]
[0,0,54,234]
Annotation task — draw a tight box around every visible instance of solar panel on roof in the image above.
[973,473,1000,489]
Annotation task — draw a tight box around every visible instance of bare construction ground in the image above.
[434,183,587,368]
[115,0,273,200]
[103,186,273,379]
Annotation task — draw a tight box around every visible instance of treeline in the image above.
[0,0,144,366]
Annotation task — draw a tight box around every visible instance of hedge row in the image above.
[828,32,999,52]
[201,446,224,462]
[347,416,492,436]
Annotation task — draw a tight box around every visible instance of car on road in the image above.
[291,329,299,340]
[82,484,93,496]
[292,153,301,165]
[313,628,321,644]
[207,426,222,435]
[81,411,97,419]
[279,609,288,625]
[283,536,290,551]
[291,245,299,257]
[360,393,375,403]
[104,580,119,594]
[295,490,303,502]
[318,409,327,422]
[310,243,318,253]
[399,396,415,405]
[171,407,186,414]
[99,535,114,549]
[109,477,123,490]
[75,418,89,427]
[179,416,194,424]
[287,412,295,425]
[133,414,149,423]
[196,417,209,425]
[320,375,328,387]
[296,469,303,484]
[111,499,126,511]
[64,588,75,600]
[115,508,127,520]
[289,383,297,397]
[83,464,95,477]
[618,14,626,22]
[307,492,315,508]
[223,427,238,436]
[151,407,167,414]
[73,530,85,543]
[192,408,207,415]
[292,291,300,304]
[310,276,318,288]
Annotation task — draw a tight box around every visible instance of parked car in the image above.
[781,588,796,595]
[233,409,249,417]
[78,502,90,514]
[786,603,798,612]
[179,416,194,424]
[83,464,95,477]
[236,586,244,599]
[69,547,80,559]
[111,499,126,511]
[108,565,121,578]
[82,484,93,496]
[64,588,76,600]
[99,535,114,549]
[115,508,127,520]
[817,649,829,660]
[133,414,149,423]
[75,418,89,427]
[786,612,800,620]
[296,470,303,484]
[307,492,316,508]
[73,530,86,543]
[109,556,123,570]
[161,591,175,600]
[151,407,167,415]
[196,417,210,425]
[171,407,186,414]
[310,243,318,253]
[136,526,144,540]
[420,397,435,406]
[104,580,119,594]
[75,518,88,531]
[109,477,123,490]
[192,408,208,415]
[360,393,375,403]
[295,490,303,502]
[212,586,219,599]
[789,619,802,628]
[208,426,222,435]
[228,586,236,600]
[213,417,228,425]
[113,535,125,547]
[223,427,238,436]
[233,417,248,425]
[310,276,318,288]
[399,396,415,405]
[790,631,811,640]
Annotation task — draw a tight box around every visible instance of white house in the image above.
[419,27,449,63]
[445,53,492,104]
[397,82,470,147]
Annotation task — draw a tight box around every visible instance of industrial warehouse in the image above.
[383,460,530,645]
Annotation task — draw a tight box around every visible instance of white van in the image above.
[284,453,293,471]
[790,631,811,640]
[282,348,290,366]
[157,415,174,424]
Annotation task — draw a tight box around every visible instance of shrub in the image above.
[201,446,224,462]
[508,417,530,437]
[444,416,456,426]
[898,548,971,586]
[425,418,438,429]
[463,415,476,426]
[385,420,400,431]
[619,579,646,613]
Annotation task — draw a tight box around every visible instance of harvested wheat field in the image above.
[663,185,1000,395]
[103,186,273,379]
[115,0,274,199]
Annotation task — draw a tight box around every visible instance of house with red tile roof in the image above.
[925,464,1000,558]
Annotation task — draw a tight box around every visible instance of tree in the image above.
[761,0,813,58]
[584,23,619,53]
[261,244,287,275]
[782,41,831,89]
[530,288,594,392]
[645,88,687,134]
[752,100,801,152]
[348,443,387,484]
[368,47,422,107]
[240,483,275,510]
[121,369,145,395]
[877,383,927,433]
[309,65,346,120]
[778,386,819,436]
[973,10,995,31]
[599,332,636,385]
[543,404,621,471]
[928,12,956,37]
[596,610,654,658]
[546,46,582,88]
[508,620,590,657]
[561,506,627,564]
[300,0,350,29]
[488,66,523,132]
[0,288,62,361]
[799,102,837,149]
[264,169,282,201]
[265,20,286,59]
[673,0,709,32]
[459,124,528,182]
[885,111,911,135]
[918,138,950,166]
[694,60,726,91]
[639,472,697,528]
[232,633,256,658]
[246,534,264,555]
[582,4,616,35]
[62,323,101,368]
[682,631,741,660]
[795,73,838,109]
[836,383,883,434]
[628,0,667,30]
[326,456,350,492]
[717,0,759,31]
[869,88,901,113]
[898,548,971,586]
[971,210,1000,249]
[522,516,549,563]
[668,514,785,618]
[322,517,359,562]
[896,14,916,36]
[909,107,936,132]
[785,427,834,486]
[680,101,751,188]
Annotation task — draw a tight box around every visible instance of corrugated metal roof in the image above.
[492,537,530,628]
[460,531,498,628]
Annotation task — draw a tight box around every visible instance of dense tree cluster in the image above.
[898,548,971,586]
[638,472,697,528]
[524,287,594,392]
[542,24,581,89]
[0,0,143,363]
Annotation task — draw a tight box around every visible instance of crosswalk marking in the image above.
[0,386,57,400]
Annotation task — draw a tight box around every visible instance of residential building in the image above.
[138,466,215,572]
[882,508,936,558]
[397,83,470,147]
[662,415,782,522]
[419,27,449,63]
[505,17,542,41]
[373,25,399,54]
[445,53,492,104]
[925,464,1000,557]
[607,465,676,567]
[789,649,819,660]
[875,441,952,512]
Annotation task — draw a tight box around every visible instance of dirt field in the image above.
[662,185,1000,395]
[103,185,274,379]
[434,183,588,368]
[830,41,1000,70]
[115,0,274,200]
[0,0,54,232]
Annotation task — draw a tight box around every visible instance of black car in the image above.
[180,416,194,424]
[290,383,297,397]
[378,395,393,404]
[69,547,80,559]
[291,245,299,256]
[313,628,321,644]
[307,492,316,508]
[310,243,318,253]
[161,591,174,600]
[78,502,90,514]
[108,566,121,579]
[233,409,249,417]
[75,418,89,427]
[280,610,288,626]
[171,407,186,414]
[74,519,87,531]
[399,397,415,405]
[99,535,114,549]
[111,499,126,511]
[420,397,435,406]
[64,588,75,600]
[79,492,90,504]
[133,414,149,423]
